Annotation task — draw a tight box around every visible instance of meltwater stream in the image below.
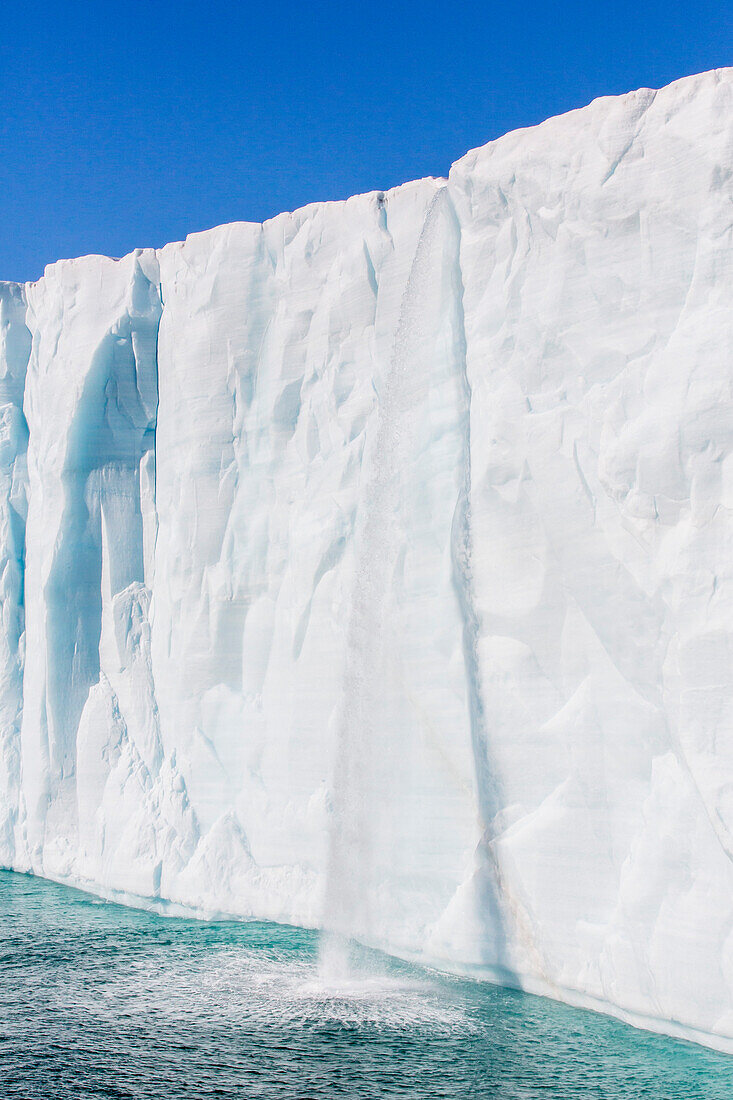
[320,191,446,953]
[1,871,732,1099]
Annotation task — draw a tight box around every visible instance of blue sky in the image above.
[1,0,730,282]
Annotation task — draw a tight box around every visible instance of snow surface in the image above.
[1,68,733,1051]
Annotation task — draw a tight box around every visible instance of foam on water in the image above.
[68,938,470,1032]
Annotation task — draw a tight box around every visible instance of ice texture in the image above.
[1,69,733,1050]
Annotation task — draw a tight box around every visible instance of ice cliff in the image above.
[1,68,733,1051]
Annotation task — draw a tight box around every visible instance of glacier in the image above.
[1,67,733,1051]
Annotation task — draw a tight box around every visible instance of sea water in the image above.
[0,870,731,1098]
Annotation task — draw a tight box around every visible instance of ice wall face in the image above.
[19,252,168,887]
[0,284,30,860]
[1,68,732,1050]
[450,71,733,1044]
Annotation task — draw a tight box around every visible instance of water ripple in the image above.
[1,871,731,1099]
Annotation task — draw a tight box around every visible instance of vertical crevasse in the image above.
[443,187,514,977]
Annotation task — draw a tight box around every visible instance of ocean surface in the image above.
[0,870,731,1098]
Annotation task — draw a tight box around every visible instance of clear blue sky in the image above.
[1,0,730,282]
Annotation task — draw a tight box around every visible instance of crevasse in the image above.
[1,68,733,1052]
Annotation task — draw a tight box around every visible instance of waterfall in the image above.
[319,189,449,977]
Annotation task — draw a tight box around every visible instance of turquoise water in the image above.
[1,870,731,1098]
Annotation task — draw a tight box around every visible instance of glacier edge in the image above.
[1,67,733,1051]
